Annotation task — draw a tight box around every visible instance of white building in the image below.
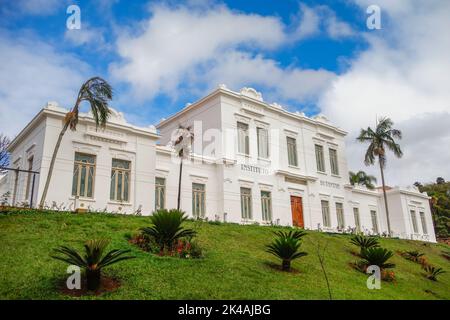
[0,86,436,242]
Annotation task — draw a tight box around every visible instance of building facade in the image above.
[0,86,436,242]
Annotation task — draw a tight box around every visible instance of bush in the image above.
[350,234,379,254]
[141,209,197,255]
[51,239,135,291]
[360,247,395,270]
[173,239,203,259]
[273,229,307,240]
[400,250,425,263]
[129,233,156,253]
[422,265,446,281]
[266,231,307,271]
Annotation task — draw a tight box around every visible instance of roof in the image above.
[156,85,348,136]
[8,103,159,151]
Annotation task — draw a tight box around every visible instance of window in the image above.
[410,210,418,233]
[420,212,428,234]
[192,183,206,218]
[336,202,345,230]
[261,191,272,222]
[315,144,325,172]
[155,177,165,210]
[370,210,379,234]
[72,153,96,198]
[257,127,269,158]
[286,137,298,167]
[321,200,331,227]
[329,148,339,175]
[237,122,249,155]
[25,156,34,200]
[240,187,252,219]
[353,207,361,232]
[109,159,131,202]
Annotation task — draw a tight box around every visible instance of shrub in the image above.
[350,234,380,254]
[401,250,425,263]
[273,229,307,240]
[51,239,135,291]
[422,265,446,281]
[129,233,156,253]
[266,232,308,271]
[174,239,203,259]
[141,209,197,255]
[360,247,395,270]
[381,269,396,282]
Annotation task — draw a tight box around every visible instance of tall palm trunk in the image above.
[379,157,391,235]
[177,158,183,210]
[39,121,70,208]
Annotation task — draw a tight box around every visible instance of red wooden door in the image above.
[290,196,304,228]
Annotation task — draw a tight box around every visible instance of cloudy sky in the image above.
[0,0,449,186]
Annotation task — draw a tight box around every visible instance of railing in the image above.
[0,166,40,208]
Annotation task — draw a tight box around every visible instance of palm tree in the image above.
[39,77,113,208]
[170,125,194,210]
[357,117,403,235]
[349,170,377,190]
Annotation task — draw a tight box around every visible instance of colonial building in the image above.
[0,85,436,242]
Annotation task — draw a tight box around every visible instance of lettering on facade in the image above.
[241,164,269,175]
[320,180,340,189]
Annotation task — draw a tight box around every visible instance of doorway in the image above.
[290,196,304,228]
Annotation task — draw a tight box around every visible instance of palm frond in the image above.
[71,77,113,130]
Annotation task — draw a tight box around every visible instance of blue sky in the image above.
[0,0,369,123]
[1,0,449,185]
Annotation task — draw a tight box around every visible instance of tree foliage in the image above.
[349,170,377,189]
[0,134,10,169]
[417,180,450,239]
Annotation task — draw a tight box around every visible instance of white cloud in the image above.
[110,3,341,103]
[202,51,335,102]
[319,0,450,185]
[64,24,110,50]
[292,4,321,40]
[110,4,287,100]
[0,31,90,137]
[325,13,354,39]
[292,4,354,40]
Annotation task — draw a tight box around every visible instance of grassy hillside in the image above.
[0,210,449,300]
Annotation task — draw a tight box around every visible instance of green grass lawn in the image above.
[0,210,449,300]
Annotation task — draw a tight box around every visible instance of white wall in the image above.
[7,106,159,214]
[6,117,46,207]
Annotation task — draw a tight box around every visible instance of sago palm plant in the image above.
[350,234,380,254]
[422,265,446,281]
[39,77,113,208]
[403,250,425,263]
[266,232,308,271]
[141,209,197,254]
[51,239,135,291]
[360,247,395,270]
[273,229,307,240]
